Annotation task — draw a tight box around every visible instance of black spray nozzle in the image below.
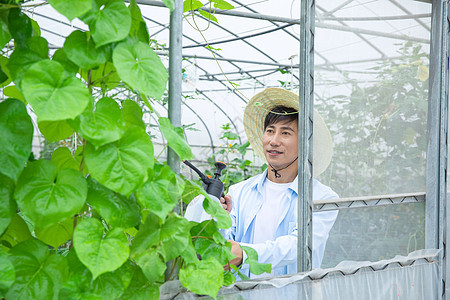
[183,160,227,199]
[214,161,227,179]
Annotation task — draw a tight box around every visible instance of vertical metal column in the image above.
[167,0,183,174]
[426,0,449,298]
[298,0,314,273]
[165,0,183,282]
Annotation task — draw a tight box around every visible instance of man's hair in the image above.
[264,105,298,130]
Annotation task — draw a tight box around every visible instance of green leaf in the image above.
[131,213,190,281]
[193,238,233,265]
[223,270,235,286]
[113,40,168,100]
[0,247,15,295]
[182,180,204,204]
[120,264,160,300]
[48,0,92,21]
[180,238,199,264]
[35,217,74,249]
[30,19,41,37]
[183,0,203,12]
[0,99,33,181]
[3,85,25,104]
[22,59,91,122]
[81,61,120,89]
[72,97,125,148]
[51,147,79,172]
[198,9,218,23]
[159,117,194,160]
[0,214,32,249]
[159,213,190,261]
[61,251,133,299]
[7,37,48,88]
[132,247,166,283]
[80,0,132,47]
[8,8,32,49]
[190,219,226,244]
[85,125,154,196]
[179,258,224,299]
[6,239,68,300]
[63,30,108,70]
[0,63,9,87]
[203,194,232,229]
[86,176,141,228]
[162,0,175,11]
[73,218,130,279]
[241,245,271,275]
[129,0,150,44]
[221,131,239,140]
[0,17,10,49]
[38,120,74,142]
[210,0,234,10]
[0,174,16,237]
[14,160,88,229]
[122,99,145,129]
[52,48,79,76]
[136,164,185,221]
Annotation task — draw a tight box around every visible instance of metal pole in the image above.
[298,0,314,274]
[426,0,449,298]
[167,0,183,174]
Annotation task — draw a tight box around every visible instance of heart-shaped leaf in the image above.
[72,97,125,148]
[136,164,185,221]
[14,160,88,229]
[0,174,16,236]
[6,239,68,300]
[63,30,108,70]
[159,213,190,261]
[73,218,130,279]
[203,194,232,229]
[3,85,25,104]
[48,0,92,21]
[0,99,33,181]
[38,120,74,142]
[159,117,194,160]
[179,258,224,299]
[113,40,168,99]
[183,0,203,12]
[86,177,141,228]
[35,218,74,249]
[21,59,91,122]
[85,125,154,196]
[80,0,131,47]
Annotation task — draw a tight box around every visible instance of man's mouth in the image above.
[267,150,283,155]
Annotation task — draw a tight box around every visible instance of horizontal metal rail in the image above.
[314,192,425,211]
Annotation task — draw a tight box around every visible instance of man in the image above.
[221,88,339,278]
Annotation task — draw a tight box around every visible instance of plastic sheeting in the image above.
[160,249,440,299]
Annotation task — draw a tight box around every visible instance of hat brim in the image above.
[244,88,333,177]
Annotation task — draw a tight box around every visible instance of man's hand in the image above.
[224,239,243,270]
[220,194,232,213]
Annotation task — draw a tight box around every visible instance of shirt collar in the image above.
[254,169,298,195]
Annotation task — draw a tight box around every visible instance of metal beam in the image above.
[298,0,314,274]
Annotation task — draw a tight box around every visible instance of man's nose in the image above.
[270,133,281,146]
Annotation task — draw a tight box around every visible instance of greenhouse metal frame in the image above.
[21,0,450,298]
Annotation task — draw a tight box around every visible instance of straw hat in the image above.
[244,88,333,177]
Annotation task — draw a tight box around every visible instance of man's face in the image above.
[262,119,299,169]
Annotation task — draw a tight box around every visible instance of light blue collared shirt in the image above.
[224,169,339,278]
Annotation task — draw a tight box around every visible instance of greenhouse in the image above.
[0,0,448,299]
